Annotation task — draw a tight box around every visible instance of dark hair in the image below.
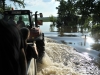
[20,27,29,40]
[19,16,23,20]
[0,19,24,75]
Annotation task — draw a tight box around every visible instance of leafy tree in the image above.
[0,0,25,11]
[55,0,100,48]
[56,0,78,27]
[49,15,56,25]
[56,0,100,34]
[56,0,67,27]
[49,15,57,32]
[75,0,100,28]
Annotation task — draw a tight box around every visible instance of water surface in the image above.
[37,37,100,75]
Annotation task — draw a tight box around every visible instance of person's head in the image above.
[19,16,23,21]
[20,27,30,41]
[0,19,25,75]
[0,19,22,50]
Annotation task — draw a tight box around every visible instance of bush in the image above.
[91,43,100,51]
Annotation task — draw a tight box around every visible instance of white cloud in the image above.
[23,0,59,17]
[6,0,59,17]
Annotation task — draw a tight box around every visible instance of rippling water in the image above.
[36,37,100,75]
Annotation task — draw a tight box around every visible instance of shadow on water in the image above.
[58,35,78,37]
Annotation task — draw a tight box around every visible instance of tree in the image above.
[56,0,67,27]
[55,0,100,48]
[56,0,100,33]
[49,15,57,32]
[0,0,25,11]
[56,0,79,33]
[49,15,56,25]
[75,0,100,25]
[0,4,11,13]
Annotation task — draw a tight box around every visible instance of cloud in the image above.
[6,0,59,17]
[25,0,57,7]
[24,0,59,17]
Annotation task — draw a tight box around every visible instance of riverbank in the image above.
[36,37,100,75]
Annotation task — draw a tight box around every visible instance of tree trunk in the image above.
[64,26,72,33]
[2,0,5,11]
[72,26,77,32]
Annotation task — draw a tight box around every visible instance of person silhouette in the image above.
[20,27,38,62]
[8,15,16,26]
[0,19,27,75]
[17,16,25,28]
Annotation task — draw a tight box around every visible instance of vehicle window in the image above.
[4,14,30,29]
[15,15,30,27]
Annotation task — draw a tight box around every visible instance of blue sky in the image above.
[6,0,59,17]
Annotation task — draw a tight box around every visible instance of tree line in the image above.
[53,0,99,36]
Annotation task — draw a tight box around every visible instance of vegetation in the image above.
[56,0,78,27]
[0,0,25,13]
[55,0,100,31]
[49,15,57,32]
[91,43,100,51]
[49,15,57,25]
[33,17,57,22]
[55,0,100,51]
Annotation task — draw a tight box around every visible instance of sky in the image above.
[6,0,59,17]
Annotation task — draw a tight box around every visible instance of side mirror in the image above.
[40,13,43,18]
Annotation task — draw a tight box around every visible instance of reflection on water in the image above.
[86,48,91,51]
[36,37,100,75]
[85,37,95,46]
[39,22,57,32]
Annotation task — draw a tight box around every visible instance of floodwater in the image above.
[36,22,100,75]
[36,37,100,75]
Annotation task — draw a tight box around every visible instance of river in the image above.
[36,22,100,75]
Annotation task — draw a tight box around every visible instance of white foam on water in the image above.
[36,37,99,75]
[37,52,81,75]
